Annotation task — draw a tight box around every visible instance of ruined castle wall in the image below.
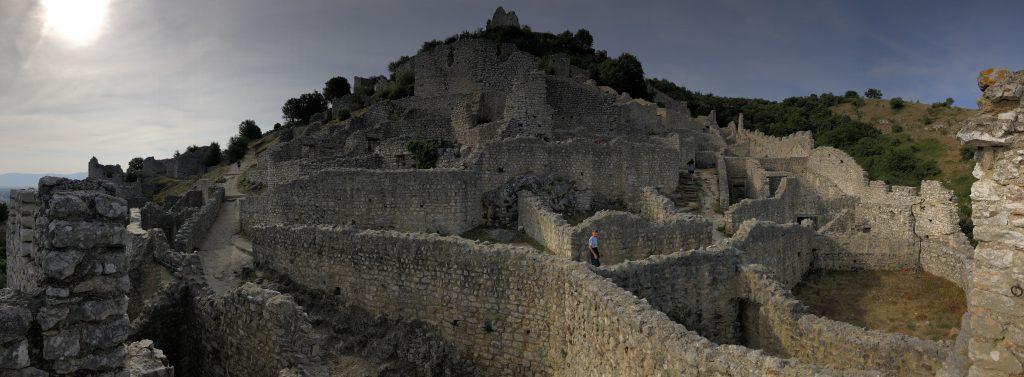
[518,191,712,264]
[470,137,680,203]
[951,69,1024,376]
[597,248,743,345]
[739,265,948,376]
[914,181,974,289]
[813,232,919,271]
[727,221,817,289]
[192,284,323,377]
[545,76,618,136]
[6,189,40,294]
[717,154,730,209]
[733,128,814,158]
[414,39,537,98]
[0,179,133,375]
[173,187,223,253]
[245,154,383,188]
[241,168,481,235]
[503,74,554,139]
[724,177,804,232]
[249,224,839,376]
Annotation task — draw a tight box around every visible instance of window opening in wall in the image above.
[366,137,380,153]
[395,155,406,166]
[333,287,341,296]
[497,167,504,173]
[862,226,871,233]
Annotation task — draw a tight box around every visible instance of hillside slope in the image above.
[831,99,976,203]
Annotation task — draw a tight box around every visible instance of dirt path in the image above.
[196,151,257,294]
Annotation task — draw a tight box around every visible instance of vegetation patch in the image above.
[793,270,966,341]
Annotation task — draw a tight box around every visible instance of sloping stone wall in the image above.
[173,187,224,253]
[248,224,854,376]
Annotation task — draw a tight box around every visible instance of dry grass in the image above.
[460,226,547,252]
[149,164,231,204]
[793,270,966,341]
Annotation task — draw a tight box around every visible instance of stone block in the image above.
[43,330,81,360]
[79,316,129,349]
[72,298,127,322]
[0,305,32,344]
[41,250,84,279]
[73,276,130,295]
[37,306,69,331]
[46,221,125,249]
[47,193,91,220]
[94,194,128,220]
[0,340,30,369]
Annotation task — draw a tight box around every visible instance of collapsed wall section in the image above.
[248,224,841,376]
[241,168,481,235]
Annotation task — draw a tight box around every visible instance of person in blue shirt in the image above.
[588,230,600,267]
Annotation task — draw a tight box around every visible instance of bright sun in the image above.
[41,0,111,46]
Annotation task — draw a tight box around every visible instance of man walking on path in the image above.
[588,230,601,267]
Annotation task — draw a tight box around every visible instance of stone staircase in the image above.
[674,173,702,212]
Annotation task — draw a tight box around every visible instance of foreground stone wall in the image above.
[192,284,324,377]
[1,178,134,375]
[6,189,40,294]
[950,68,1024,376]
[241,168,482,235]
[249,224,850,376]
[727,221,817,289]
[739,264,949,377]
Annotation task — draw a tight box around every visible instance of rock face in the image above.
[952,69,1024,376]
[486,6,519,29]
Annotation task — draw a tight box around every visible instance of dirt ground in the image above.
[792,269,966,341]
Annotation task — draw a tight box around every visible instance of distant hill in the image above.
[0,172,88,188]
[0,172,88,203]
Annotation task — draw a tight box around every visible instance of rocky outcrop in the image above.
[949,68,1024,377]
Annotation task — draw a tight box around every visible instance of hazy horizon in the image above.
[2,0,1023,174]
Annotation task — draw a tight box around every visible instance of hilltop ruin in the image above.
[2,8,1022,377]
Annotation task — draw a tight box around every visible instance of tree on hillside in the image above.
[203,142,222,167]
[324,76,351,100]
[226,136,247,163]
[596,53,648,99]
[864,88,883,99]
[844,90,860,99]
[126,157,144,182]
[282,91,328,124]
[239,119,262,140]
[945,97,955,107]
[573,29,593,49]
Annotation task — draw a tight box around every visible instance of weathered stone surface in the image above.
[41,250,84,279]
[46,221,125,249]
[0,305,32,344]
[0,340,30,369]
[43,330,81,360]
[95,194,128,220]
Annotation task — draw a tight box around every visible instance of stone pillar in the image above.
[954,68,1024,377]
[7,189,42,294]
[34,177,131,375]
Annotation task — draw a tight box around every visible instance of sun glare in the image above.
[41,0,111,46]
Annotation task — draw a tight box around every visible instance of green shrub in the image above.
[323,76,351,100]
[339,108,352,121]
[406,140,439,169]
[126,157,144,182]
[865,88,883,99]
[889,97,905,110]
[282,92,328,124]
[596,53,648,99]
[238,119,261,140]
[892,125,904,133]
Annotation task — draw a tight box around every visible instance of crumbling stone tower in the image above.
[955,68,1024,376]
[2,178,132,375]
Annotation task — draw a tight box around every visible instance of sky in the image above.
[1,0,1022,174]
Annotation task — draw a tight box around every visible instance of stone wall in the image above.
[414,39,537,98]
[173,187,224,253]
[730,126,813,158]
[739,264,949,376]
[191,283,324,377]
[726,221,817,289]
[517,191,712,264]
[0,178,136,375]
[914,181,974,289]
[6,189,40,294]
[241,168,482,235]
[949,68,1024,376]
[813,232,920,271]
[469,137,680,203]
[597,247,743,344]
[248,224,850,376]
